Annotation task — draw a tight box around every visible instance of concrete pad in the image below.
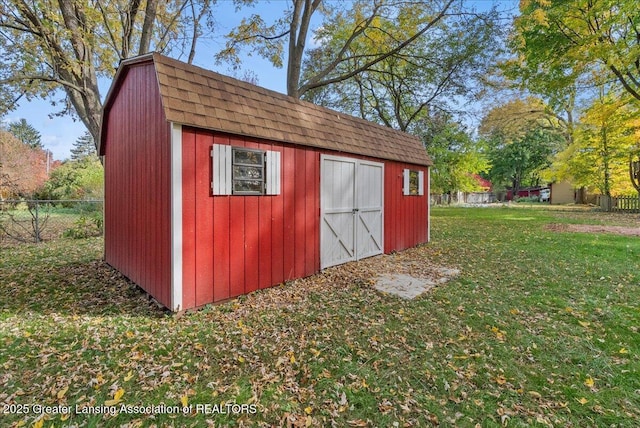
[374,274,436,299]
[374,269,460,299]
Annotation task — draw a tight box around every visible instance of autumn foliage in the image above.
[0,130,53,198]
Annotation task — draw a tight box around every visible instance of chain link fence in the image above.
[0,199,103,247]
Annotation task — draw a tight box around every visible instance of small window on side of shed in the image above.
[212,144,281,196]
[232,148,264,195]
[403,169,424,196]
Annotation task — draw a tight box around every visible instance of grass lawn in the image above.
[1,206,639,427]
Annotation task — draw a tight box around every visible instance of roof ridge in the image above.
[152,53,406,133]
[102,52,432,166]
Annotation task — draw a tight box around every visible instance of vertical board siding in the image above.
[195,131,215,306]
[282,146,296,281]
[181,128,197,309]
[179,127,428,310]
[306,150,319,274]
[212,134,231,302]
[383,162,429,253]
[181,129,320,309]
[103,63,172,308]
[294,149,307,279]
[103,66,428,312]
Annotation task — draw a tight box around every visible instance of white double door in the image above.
[320,155,384,269]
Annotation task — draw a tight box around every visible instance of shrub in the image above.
[63,213,103,239]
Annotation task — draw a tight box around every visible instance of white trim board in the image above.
[170,123,183,312]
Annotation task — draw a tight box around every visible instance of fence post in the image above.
[34,201,40,243]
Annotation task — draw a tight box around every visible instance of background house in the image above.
[550,180,576,204]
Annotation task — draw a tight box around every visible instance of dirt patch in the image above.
[545,223,640,237]
[374,268,460,299]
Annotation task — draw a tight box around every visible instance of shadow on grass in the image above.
[1,259,167,318]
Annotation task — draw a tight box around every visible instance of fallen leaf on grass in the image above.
[56,386,68,399]
[528,390,541,399]
[105,388,125,406]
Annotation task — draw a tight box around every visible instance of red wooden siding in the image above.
[180,126,428,309]
[103,63,172,308]
[180,128,321,308]
[384,162,429,253]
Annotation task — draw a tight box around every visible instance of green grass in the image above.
[1,202,103,245]
[1,206,639,427]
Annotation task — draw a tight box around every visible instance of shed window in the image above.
[232,148,264,195]
[403,169,424,196]
[212,144,281,196]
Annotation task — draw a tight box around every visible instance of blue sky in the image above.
[3,0,514,161]
[4,3,291,160]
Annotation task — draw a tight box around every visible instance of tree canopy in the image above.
[302,2,500,132]
[0,0,212,146]
[499,0,640,197]
[0,130,49,197]
[7,118,41,149]
[552,90,639,196]
[217,0,458,99]
[70,131,97,162]
[504,0,640,102]
[480,98,566,195]
[418,113,489,195]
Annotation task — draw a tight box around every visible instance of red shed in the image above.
[99,53,432,311]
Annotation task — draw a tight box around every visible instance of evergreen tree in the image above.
[70,131,97,161]
[8,119,42,149]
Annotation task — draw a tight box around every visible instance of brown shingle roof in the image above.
[101,53,432,166]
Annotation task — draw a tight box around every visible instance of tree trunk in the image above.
[139,0,158,55]
[287,0,319,98]
[601,126,611,197]
[57,0,103,149]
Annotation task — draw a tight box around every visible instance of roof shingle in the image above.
[101,53,432,166]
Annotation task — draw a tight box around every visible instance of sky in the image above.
[2,0,516,161]
[3,2,291,161]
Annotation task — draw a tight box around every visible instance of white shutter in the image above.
[265,150,281,195]
[403,169,410,195]
[418,170,424,195]
[211,144,232,195]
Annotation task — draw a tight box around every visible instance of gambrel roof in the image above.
[100,53,432,166]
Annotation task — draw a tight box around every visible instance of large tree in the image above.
[479,97,572,146]
[504,0,640,102]
[418,113,489,196]
[301,2,500,132]
[217,0,456,99]
[0,0,212,148]
[480,98,566,195]
[487,128,562,197]
[70,130,97,161]
[0,130,48,197]
[7,118,41,149]
[552,90,639,196]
